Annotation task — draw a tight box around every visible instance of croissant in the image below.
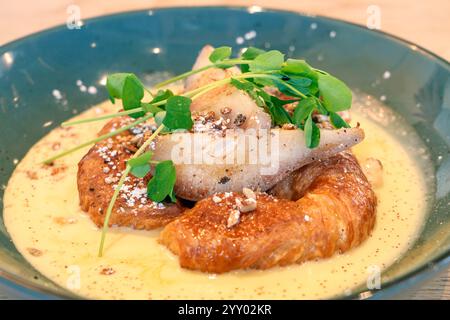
[160,151,377,273]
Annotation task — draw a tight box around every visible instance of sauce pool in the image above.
[3,95,432,299]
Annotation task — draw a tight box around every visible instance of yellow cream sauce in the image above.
[3,96,431,299]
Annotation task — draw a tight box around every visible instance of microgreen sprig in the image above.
[98,123,166,257]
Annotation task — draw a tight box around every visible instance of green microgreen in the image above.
[329,112,351,129]
[107,73,145,118]
[128,151,153,178]
[146,160,177,202]
[248,50,285,72]
[293,97,318,127]
[98,124,165,257]
[304,113,321,148]
[209,46,232,63]
[317,73,352,112]
[162,96,193,130]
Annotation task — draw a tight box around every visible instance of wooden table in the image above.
[0,0,449,300]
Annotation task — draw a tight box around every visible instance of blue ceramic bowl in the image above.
[0,6,449,299]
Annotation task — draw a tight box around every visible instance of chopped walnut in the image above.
[242,187,256,200]
[130,135,144,148]
[235,197,257,213]
[205,111,216,121]
[227,209,241,228]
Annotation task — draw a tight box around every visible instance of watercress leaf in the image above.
[249,50,285,72]
[253,76,274,87]
[267,96,293,126]
[282,59,315,75]
[141,102,164,115]
[130,164,151,178]
[127,151,153,167]
[168,189,177,203]
[293,97,317,126]
[147,160,176,202]
[275,80,310,97]
[255,88,272,103]
[121,74,145,118]
[241,47,266,60]
[318,73,352,112]
[304,113,320,148]
[329,112,351,129]
[151,89,174,105]
[162,96,193,130]
[230,78,256,91]
[209,46,232,63]
[106,73,129,103]
[240,47,266,73]
[316,99,328,115]
[128,151,153,178]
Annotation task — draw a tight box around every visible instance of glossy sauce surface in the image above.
[3,96,431,299]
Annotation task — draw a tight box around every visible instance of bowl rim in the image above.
[0,5,449,300]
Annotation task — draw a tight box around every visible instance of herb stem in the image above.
[97,165,130,257]
[155,64,213,89]
[263,75,308,99]
[42,113,154,164]
[98,123,165,257]
[61,109,148,127]
[154,59,252,89]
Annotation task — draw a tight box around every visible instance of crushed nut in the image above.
[205,111,216,121]
[227,209,241,228]
[242,187,256,200]
[235,197,257,213]
[361,157,383,188]
[130,135,144,148]
[102,167,110,174]
[212,195,222,203]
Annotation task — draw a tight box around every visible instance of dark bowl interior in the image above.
[0,6,449,299]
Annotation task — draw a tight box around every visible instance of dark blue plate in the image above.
[0,6,449,299]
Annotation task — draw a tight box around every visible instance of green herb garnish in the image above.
[209,46,232,63]
[43,45,354,256]
[162,96,193,130]
[128,151,153,178]
[147,160,177,202]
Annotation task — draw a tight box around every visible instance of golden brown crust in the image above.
[77,117,185,230]
[160,152,376,273]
